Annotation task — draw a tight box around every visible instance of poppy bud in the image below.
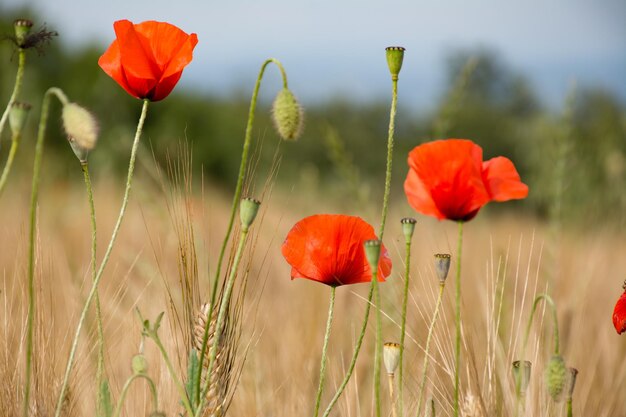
[565,367,578,400]
[383,342,400,374]
[62,103,98,163]
[14,19,33,47]
[131,353,148,375]
[434,254,451,283]
[545,355,567,401]
[512,360,532,394]
[271,88,303,141]
[364,239,382,275]
[400,217,416,244]
[9,101,31,138]
[385,46,405,81]
[240,197,261,232]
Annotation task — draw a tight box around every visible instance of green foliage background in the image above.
[1,8,625,228]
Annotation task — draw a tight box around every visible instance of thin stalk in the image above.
[0,136,20,197]
[22,87,68,417]
[321,285,373,417]
[453,221,464,417]
[54,99,150,417]
[0,49,26,140]
[313,286,336,417]
[196,226,250,416]
[388,373,397,417]
[373,269,383,417]
[398,237,412,416]
[111,374,159,417]
[567,399,573,417]
[415,282,446,417]
[81,162,105,415]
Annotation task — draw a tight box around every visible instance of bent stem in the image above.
[22,87,68,417]
[0,136,20,197]
[453,221,464,417]
[398,234,412,416]
[415,282,446,417]
[0,49,26,140]
[313,286,336,417]
[81,162,106,414]
[111,374,159,417]
[54,99,150,417]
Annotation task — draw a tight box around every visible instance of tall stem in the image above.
[81,162,105,414]
[398,237,412,417]
[0,50,26,140]
[0,137,20,197]
[453,221,464,417]
[313,287,336,417]
[22,87,68,417]
[415,282,446,417]
[378,78,397,240]
[54,99,150,417]
[372,269,383,417]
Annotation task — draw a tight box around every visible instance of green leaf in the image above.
[154,311,165,332]
[186,349,200,409]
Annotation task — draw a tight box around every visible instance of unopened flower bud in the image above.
[9,102,31,138]
[566,367,578,400]
[545,355,567,401]
[434,254,451,283]
[364,239,382,275]
[512,360,532,394]
[383,342,401,374]
[271,88,303,141]
[240,197,261,231]
[131,353,148,375]
[400,217,416,244]
[385,46,405,81]
[62,103,98,163]
[14,19,33,47]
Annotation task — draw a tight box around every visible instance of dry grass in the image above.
[0,163,624,416]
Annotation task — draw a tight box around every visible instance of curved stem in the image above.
[415,282,446,417]
[313,286,336,417]
[321,285,373,417]
[453,221,464,417]
[372,270,383,417]
[81,162,105,414]
[54,99,150,417]
[196,227,250,417]
[378,78,397,240]
[521,293,560,359]
[0,49,26,141]
[398,239,412,417]
[0,136,20,197]
[111,373,159,417]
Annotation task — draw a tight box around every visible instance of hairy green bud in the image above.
[271,88,303,141]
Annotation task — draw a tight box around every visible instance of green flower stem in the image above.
[567,398,573,417]
[81,162,106,415]
[321,285,374,417]
[415,282,446,417]
[313,286,336,417]
[209,57,287,307]
[0,49,26,140]
[398,236,412,417]
[453,221,464,417]
[0,135,20,197]
[196,226,251,417]
[54,99,150,417]
[111,373,159,417]
[378,78,397,241]
[372,269,383,417]
[22,87,68,417]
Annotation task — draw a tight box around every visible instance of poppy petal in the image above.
[613,290,626,335]
[404,166,445,220]
[98,40,137,98]
[113,20,159,98]
[482,156,529,201]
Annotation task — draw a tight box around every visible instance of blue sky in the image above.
[5,0,626,110]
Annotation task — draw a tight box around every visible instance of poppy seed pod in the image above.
[512,360,532,394]
[9,102,31,138]
[131,353,148,375]
[566,367,578,399]
[545,355,567,401]
[14,19,33,47]
[271,88,303,141]
[400,217,416,244]
[383,342,401,374]
[385,46,405,81]
[364,240,382,276]
[434,254,451,283]
[240,198,261,231]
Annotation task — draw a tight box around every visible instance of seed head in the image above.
[434,254,451,283]
[364,240,382,275]
[271,88,303,141]
[385,46,405,81]
[400,217,416,243]
[512,360,532,394]
[545,355,567,401]
[9,101,31,138]
[240,197,261,231]
[13,19,33,47]
[383,342,400,374]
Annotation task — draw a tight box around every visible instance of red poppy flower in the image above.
[613,289,626,335]
[98,20,198,101]
[281,214,392,286]
[404,139,528,221]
